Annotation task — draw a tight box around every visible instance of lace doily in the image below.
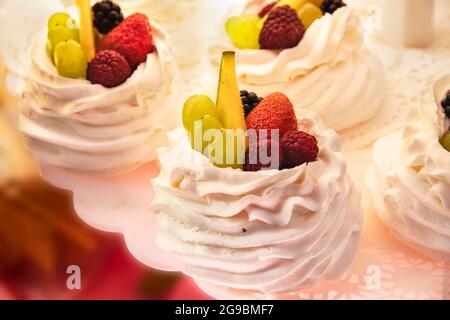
[341,2,450,150]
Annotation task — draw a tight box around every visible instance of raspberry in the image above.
[87,50,132,88]
[246,92,298,139]
[244,139,283,172]
[93,0,124,34]
[321,0,346,14]
[259,5,305,50]
[240,90,263,117]
[281,131,319,169]
[258,1,278,18]
[97,13,155,70]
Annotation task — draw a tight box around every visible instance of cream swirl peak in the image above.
[150,109,363,297]
[231,6,386,132]
[366,76,450,261]
[20,22,180,175]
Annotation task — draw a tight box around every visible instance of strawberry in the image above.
[97,13,155,70]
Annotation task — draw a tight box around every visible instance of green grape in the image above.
[226,15,261,50]
[46,39,54,64]
[190,115,223,155]
[48,26,80,48]
[48,25,80,50]
[207,129,245,170]
[54,40,87,79]
[183,95,219,131]
[440,131,450,152]
[48,12,78,30]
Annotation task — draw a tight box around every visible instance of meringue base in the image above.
[366,132,450,262]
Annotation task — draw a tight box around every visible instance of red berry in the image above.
[87,50,132,88]
[281,131,319,169]
[259,5,305,50]
[98,13,155,70]
[244,139,283,172]
[246,92,298,140]
[258,1,278,18]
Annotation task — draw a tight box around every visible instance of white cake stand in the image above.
[35,58,450,300]
[35,139,448,300]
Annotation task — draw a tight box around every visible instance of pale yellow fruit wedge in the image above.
[76,0,95,61]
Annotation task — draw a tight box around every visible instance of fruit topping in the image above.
[190,114,223,157]
[246,92,298,139]
[182,95,219,132]
[441,90,450,119]
[76,0,96,61]
[298,3,323,29]
[440,130,450,152]
[226,16,261,50]
[48,12,78,31]
[97,13,155,70]
[277,0,308,11]
[182,52,319,172]
[259,5,305,50]
[321,0,346,14]
[258,0,307,27]
[87,50,131,88]
[47,13,80,58]
[45,3,154,86]
[240,90,263,117]
[244,139,283,171]
[216,52,248,133]
[281,130,319,169]
[258,1,278,18]
[54,40,87,79]
[93,0,124,34]
[226,1,330,51]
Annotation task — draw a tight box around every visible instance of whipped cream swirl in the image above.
[150,109,362,297]
[366,77,450,261]
[20,23,180,175]
[230,5,386,132]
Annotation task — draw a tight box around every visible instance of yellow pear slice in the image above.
[76,0,96,61]
[216,51,247,133]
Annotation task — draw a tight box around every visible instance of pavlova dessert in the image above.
[366,76,450,261]
[219,0,385,132]
[117,0,206,66]
[149,51,363,298]
[20,0,179,175]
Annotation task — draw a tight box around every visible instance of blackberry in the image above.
[441,90,450,119]
[93,0,124,34]
[241,90,263,117]
[321,0,346,14]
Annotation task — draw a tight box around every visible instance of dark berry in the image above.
[441,90,450,119]
[446,106,450,118]
[240,90,263,117]
[258,1,278,18]
[321,0,346,14]
[93,0,124,34]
